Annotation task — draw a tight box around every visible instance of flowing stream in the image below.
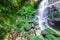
[35,0,49,30]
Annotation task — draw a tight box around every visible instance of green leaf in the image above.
[41,28,60,37]
[30,36,42,40]
[16,28,22,33]
[24,20,31,31]
[45,34,58,40]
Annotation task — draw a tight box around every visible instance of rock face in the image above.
[48,0,60,12]
[49,21,60,31]
[48,0,59,4]
[48,0,60,31]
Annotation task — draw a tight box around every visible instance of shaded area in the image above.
[49,21,60,31]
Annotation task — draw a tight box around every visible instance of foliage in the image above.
[48,9,59,19]
[0,0,35,33]
[16,21,24,33]
[24,20,31,31]
[30,36,42,40]
[17,6,35,19]
[41,28,60,36]
[0,0,60,40]
[44,34,58,40]
[41,28,60,40]
[0,27,9,40]
[0,0,35,39]
[15,6,35,32]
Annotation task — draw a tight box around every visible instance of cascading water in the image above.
[34,0,49,30]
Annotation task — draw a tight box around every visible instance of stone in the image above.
[35,30,41,36]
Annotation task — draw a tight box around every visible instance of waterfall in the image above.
[34,0,49,30]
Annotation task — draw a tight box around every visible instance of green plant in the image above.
[41,28,60,40]
[30,36,42,40]
[24,20,31,31]
[48,9,59,19]
[16,6,35,31]
[0,0,36,40]
[41,28,60,37]
[17,6,35,19]
[44,34,58,40]
[16,21,24,33]
[0,27,9,40]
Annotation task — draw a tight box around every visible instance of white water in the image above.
[35,0,49,30]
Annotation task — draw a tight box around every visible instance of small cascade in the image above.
[34,0,49,30]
